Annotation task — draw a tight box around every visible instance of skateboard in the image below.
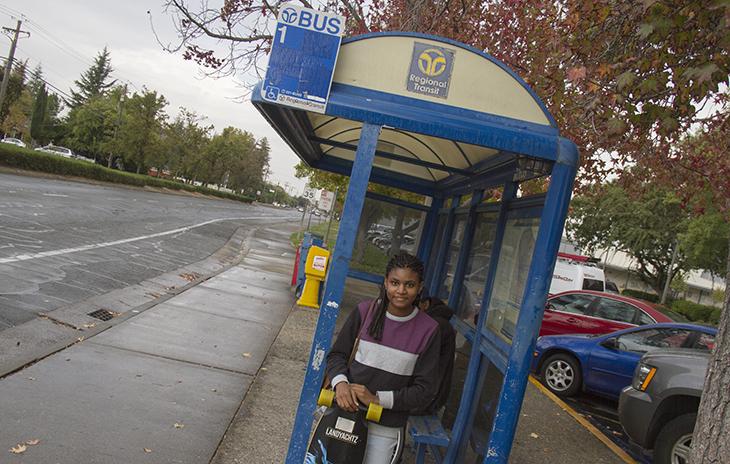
[305,388,383,464]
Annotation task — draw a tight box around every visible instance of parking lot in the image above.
[536,379,653,464]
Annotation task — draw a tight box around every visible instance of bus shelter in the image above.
[252,32,579,463]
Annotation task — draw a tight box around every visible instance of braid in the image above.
[368,252,425,340]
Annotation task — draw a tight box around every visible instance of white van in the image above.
[549,253,606,295]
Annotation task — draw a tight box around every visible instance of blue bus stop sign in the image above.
[262,4,344,113]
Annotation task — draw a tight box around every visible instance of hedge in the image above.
[0,144,254,203]
[670,300,722,325]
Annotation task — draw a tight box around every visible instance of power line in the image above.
[1,55,77,104]
[0,4,141,92]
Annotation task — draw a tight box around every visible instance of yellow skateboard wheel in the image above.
[318,388,335,407]
[366,403,383,423]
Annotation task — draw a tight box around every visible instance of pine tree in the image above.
[68,47,116,108]
[30,82,48,142]
[27,64,44,97]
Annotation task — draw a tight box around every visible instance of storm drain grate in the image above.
[87,309,120,321]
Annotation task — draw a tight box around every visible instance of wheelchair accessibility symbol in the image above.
[265,86,280,101]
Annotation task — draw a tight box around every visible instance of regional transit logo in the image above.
[418,48,448,77]
[407,42,455,99]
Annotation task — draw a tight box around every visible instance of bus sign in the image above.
[262,4,345,113]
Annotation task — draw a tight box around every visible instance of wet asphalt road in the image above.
[0,172,297,330]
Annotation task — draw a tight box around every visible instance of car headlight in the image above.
[633,363,657,392]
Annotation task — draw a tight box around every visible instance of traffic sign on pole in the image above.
[262,3,345,113]
[317,190,334,212]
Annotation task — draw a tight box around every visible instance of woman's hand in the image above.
[334,382,359,412]
[350,384,379,407]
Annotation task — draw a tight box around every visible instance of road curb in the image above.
[0,220,293,379]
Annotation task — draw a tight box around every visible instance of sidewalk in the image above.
[0,222,298,464]
[1,221,627,464]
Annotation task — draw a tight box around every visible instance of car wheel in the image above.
[654,413,696,464]
[540,353,582,397]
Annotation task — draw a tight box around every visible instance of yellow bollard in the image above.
[297,245,330,308]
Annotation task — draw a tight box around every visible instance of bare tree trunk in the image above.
[390,209,405,256]
[689,234,730,463]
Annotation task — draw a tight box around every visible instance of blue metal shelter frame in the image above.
[252,32,579,464]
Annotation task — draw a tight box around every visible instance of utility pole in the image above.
[660,240,680,304]
[0,20,29,118]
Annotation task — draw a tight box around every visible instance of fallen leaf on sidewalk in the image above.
[82,323,96,329]
[25,439,40,446]
[180,272,201,282]
[242,353,251,358]
[9,444,27,454]
[530,433,539,439]
[174,423,185,429]
[144,448,152,453]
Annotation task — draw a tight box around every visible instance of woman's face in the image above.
[384,267,423,313]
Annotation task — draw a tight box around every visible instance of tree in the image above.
[567,179,694,297]
[26,64,44,97]
[68,47,116,108]
[116,89,168,173]
[227,136,270,194]
[1,89,32,139]
[201,126,258,188]
[66,94,118,159]
[162,107,212,180]
[682,213,730,279]
[29,82,48,142]
[0,60,27,124]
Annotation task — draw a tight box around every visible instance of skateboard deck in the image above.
[305,389,383,464]
[305,406,369,464]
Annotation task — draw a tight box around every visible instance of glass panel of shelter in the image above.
[422,195,543,459]
[349,195,427,276]
[483,213,542,344]
[437,215,467,301]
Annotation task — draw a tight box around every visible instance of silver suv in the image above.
[619,349,710,464]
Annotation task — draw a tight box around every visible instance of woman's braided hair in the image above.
[367,252,425,340]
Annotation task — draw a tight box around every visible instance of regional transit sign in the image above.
[262,4,345,113]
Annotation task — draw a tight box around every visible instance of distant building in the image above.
[558,239,725,307]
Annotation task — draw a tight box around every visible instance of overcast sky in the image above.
[1,0,306,194]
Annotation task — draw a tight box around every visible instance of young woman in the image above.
[326,252,441,464]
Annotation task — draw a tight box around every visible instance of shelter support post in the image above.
[447,190,484,309]
[285,122,382,464]
[427,195,461,297]
[483,141,578,463]
[417,196,444,264]
[444,181,517,463]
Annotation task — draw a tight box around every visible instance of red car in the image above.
[540,290,678,337]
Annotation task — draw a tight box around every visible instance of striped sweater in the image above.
[326,299,441,427]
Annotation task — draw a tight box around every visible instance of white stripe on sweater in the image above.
[355,339,418,376]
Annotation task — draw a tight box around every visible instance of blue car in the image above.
[531,322,716,399]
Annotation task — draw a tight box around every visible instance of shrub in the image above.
[0,144,254,204]
[670,300,721,325]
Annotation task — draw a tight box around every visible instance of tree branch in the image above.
[170,0,271,43]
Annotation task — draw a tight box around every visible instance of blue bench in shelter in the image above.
[409,415,450,464]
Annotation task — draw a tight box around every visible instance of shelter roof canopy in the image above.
[253,32,565,194]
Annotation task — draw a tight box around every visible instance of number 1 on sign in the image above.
[278,25,287,43]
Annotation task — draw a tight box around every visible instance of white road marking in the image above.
[0,216,276,264]
[42,193,69,197]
